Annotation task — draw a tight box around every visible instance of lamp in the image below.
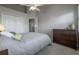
[0,24,5,32]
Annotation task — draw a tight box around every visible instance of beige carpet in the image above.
[37,43,79,55]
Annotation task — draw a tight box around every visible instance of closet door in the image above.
[2,14,16,32]
[0,6,29,33]
[1,13,26,33]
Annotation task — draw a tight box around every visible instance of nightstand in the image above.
[0,49,8,55]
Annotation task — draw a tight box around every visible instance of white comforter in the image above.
[0,32,51,55]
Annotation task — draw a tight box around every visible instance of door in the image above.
[2,14,26,33]
[29,19,35,32]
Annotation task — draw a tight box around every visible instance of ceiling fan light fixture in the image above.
[29,6,40,11]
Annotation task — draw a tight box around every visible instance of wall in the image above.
[38,5,77,39]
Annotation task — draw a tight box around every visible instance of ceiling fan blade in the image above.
[35,8,40,11]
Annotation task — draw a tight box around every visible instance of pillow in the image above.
[0,31,14,38]
[12,33,22,41]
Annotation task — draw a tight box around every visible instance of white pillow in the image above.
[0,31,14,38]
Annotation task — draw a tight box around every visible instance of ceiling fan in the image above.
[21,4,44,11]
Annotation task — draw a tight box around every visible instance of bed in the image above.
[0,32,51,55]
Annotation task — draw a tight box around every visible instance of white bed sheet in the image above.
[0,32,52,55]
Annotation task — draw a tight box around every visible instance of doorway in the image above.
[29,18,35,32]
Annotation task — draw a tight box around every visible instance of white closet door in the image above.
[0,6,29,33]
[2,13,26,33]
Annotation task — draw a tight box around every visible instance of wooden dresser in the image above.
[53,29,77,49]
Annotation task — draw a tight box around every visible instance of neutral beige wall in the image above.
[38,5,77,39]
